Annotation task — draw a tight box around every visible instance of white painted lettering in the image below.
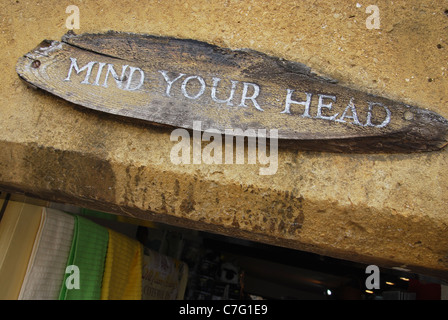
[211,77,238,106]
[281,89,312,118]
[103,63,129,89]
[64,57,96,84]
[316,94,339,121]
[63,60,393,130]
[181,75,206,99]
[124,66,145,91]
[365,102,391,128]
[239,82,263,111]
[159,70,185,97]
[92,62,106,86]
[336,98,362,126]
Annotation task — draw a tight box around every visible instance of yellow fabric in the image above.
[101,229,143,300]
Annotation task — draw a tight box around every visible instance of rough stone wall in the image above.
[1,1,448,278]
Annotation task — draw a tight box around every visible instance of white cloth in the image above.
[18,208,75,300]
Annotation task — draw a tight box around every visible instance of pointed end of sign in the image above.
[61,30,78,42]
[406,106,448,152]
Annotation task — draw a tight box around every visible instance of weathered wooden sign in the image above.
[16,31,448,153]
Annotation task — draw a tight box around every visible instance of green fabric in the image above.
[59,215,109,300]
[80,208,116,221]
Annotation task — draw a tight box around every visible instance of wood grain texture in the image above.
[16,31,448,153]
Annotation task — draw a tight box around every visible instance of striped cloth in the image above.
[59,215,109,300]
[18,208,75,300]
[101,229,143,300]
